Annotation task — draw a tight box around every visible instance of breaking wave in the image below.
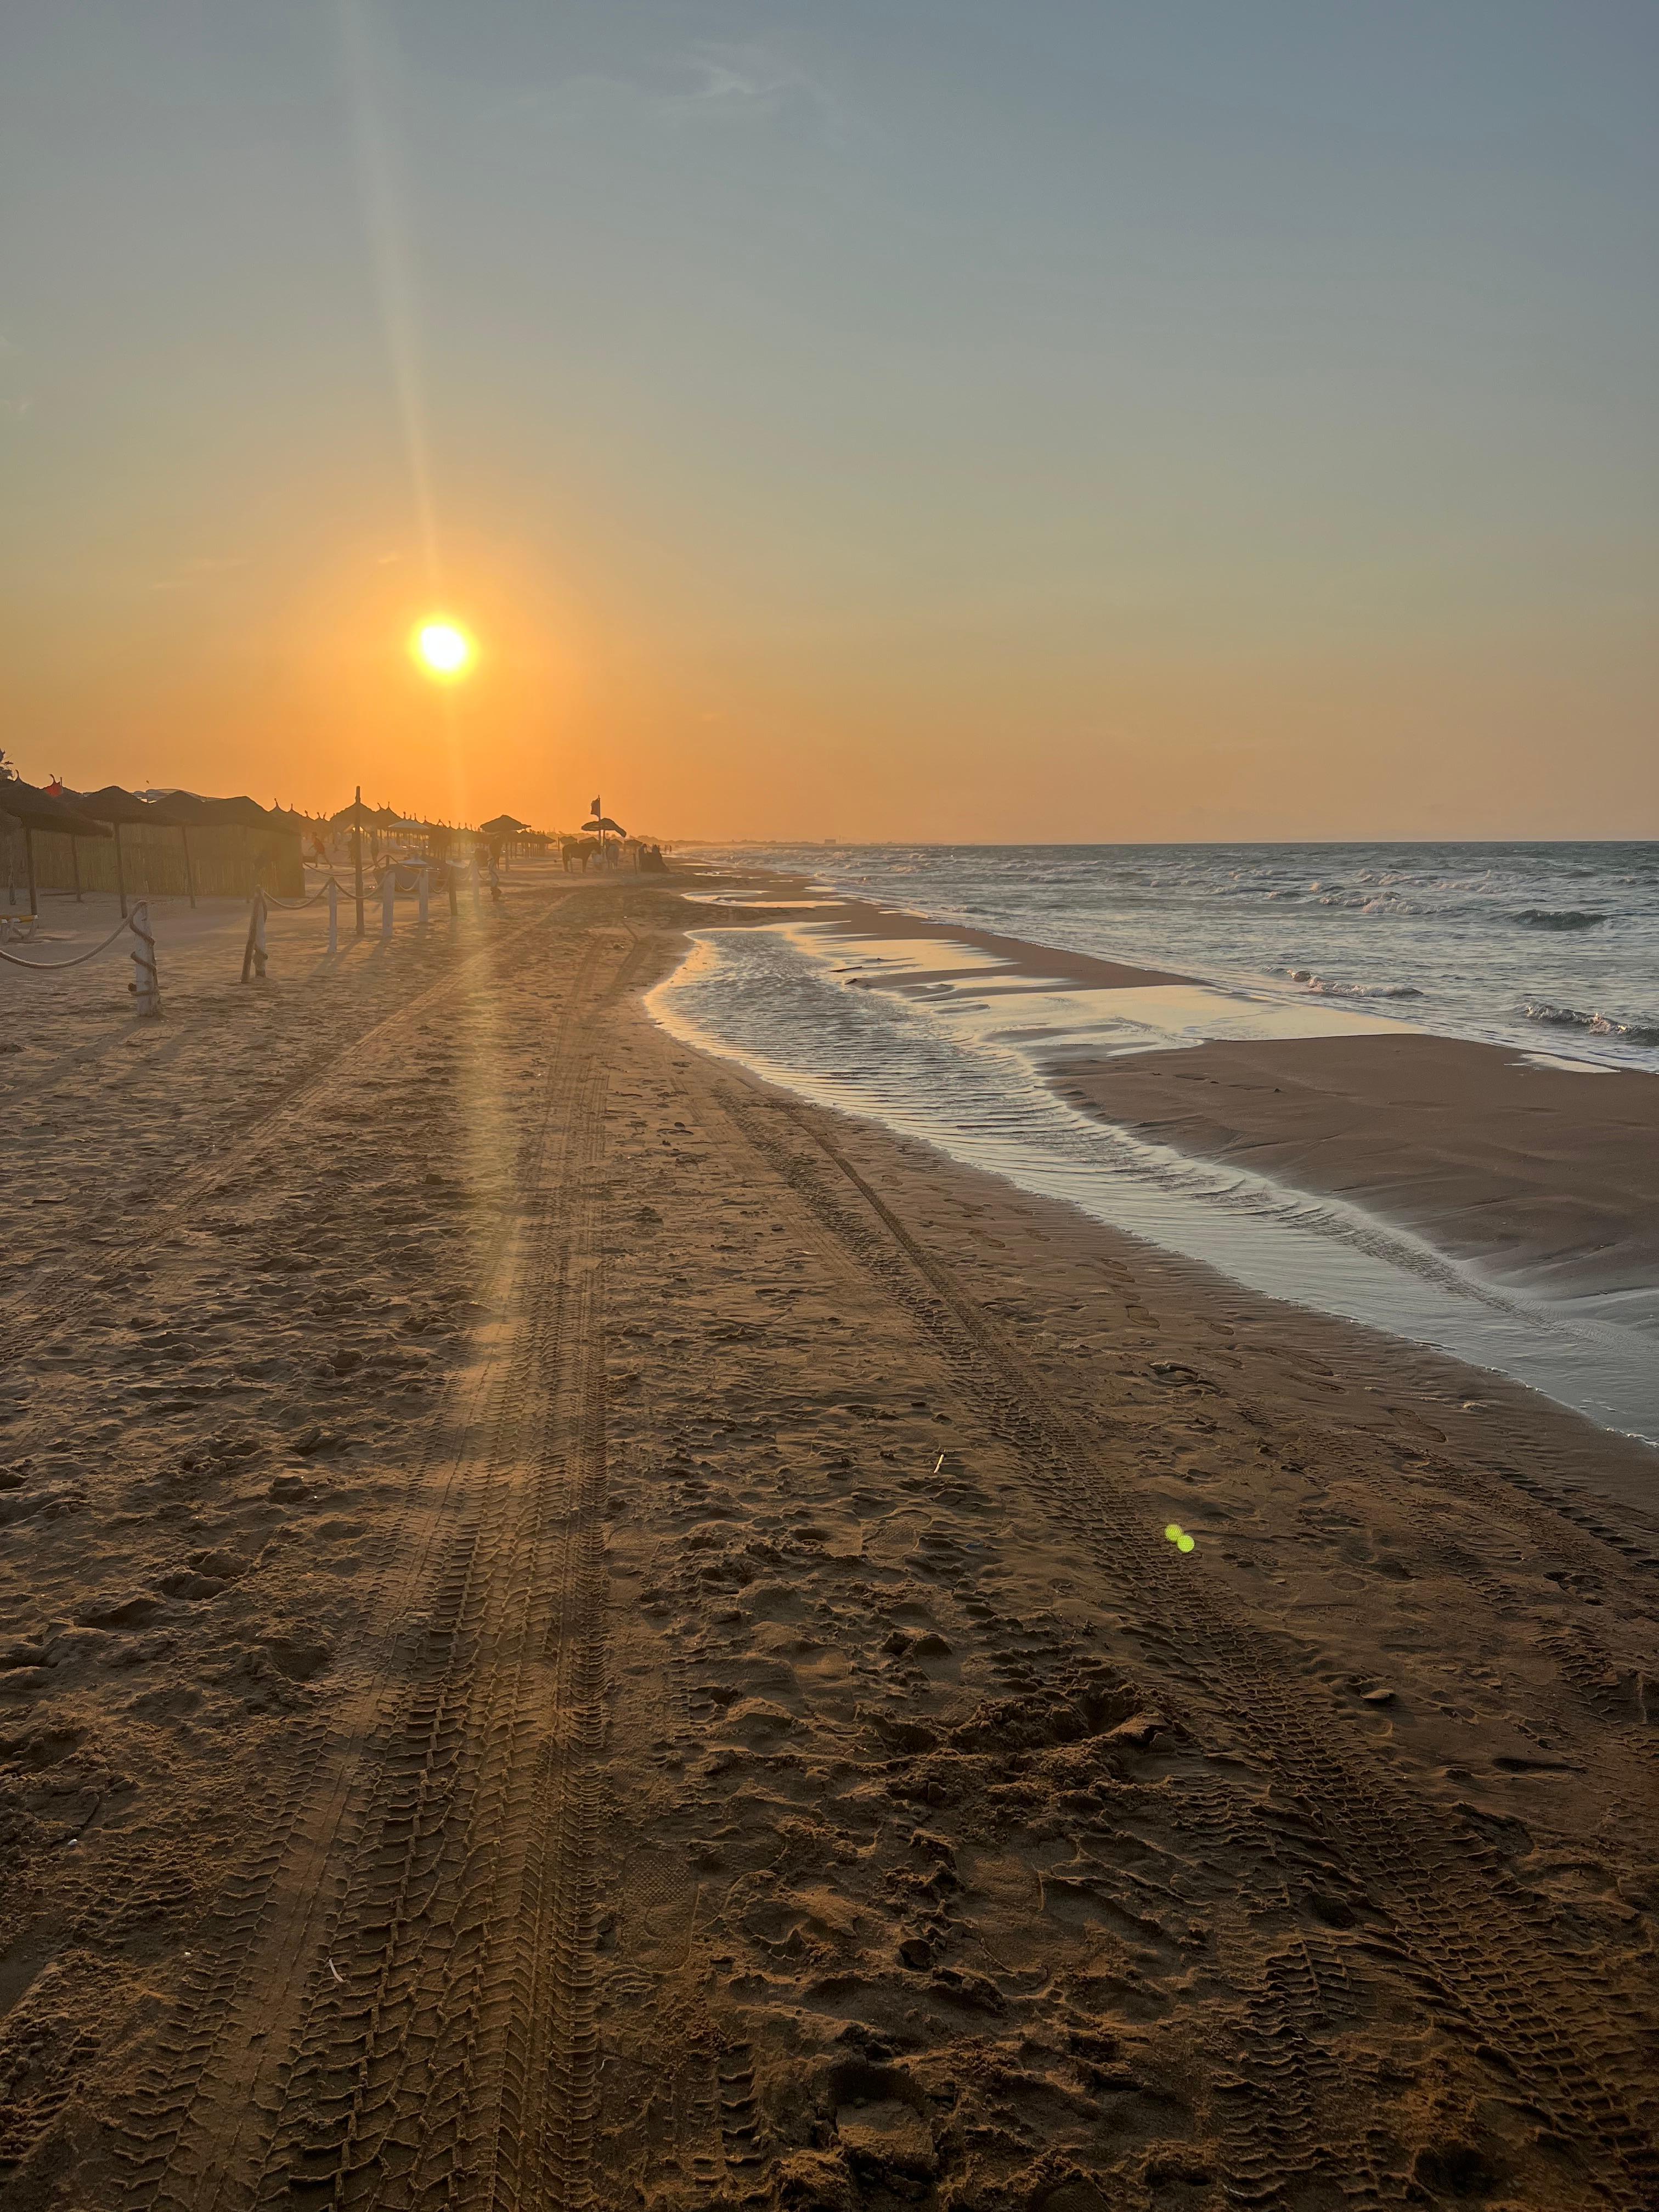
[1283,970,1424,1000]
[1520,1003,1659,1048]
[1516,909,1607,930]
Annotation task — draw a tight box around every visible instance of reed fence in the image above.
[1,821,303,903]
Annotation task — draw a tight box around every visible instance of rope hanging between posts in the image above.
[264,877,342,912]
[0,914,134,971]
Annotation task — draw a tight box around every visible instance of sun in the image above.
[413,619,474,679]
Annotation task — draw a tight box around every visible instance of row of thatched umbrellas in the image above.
[2,778,622,920]
[322,796,546,859]
[0,778,290,917]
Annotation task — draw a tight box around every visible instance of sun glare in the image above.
[414,619,473,679]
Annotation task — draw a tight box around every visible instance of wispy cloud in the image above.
[482,43,843,141]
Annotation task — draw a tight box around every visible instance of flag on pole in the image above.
[590,795,601,818]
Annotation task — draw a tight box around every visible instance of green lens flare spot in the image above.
[1177,1533,1196,1553]
[1164,1523,1183,1543]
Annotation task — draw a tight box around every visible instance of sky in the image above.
[1,1,1655,840]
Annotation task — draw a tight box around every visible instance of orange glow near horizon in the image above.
[413,619,474,679]
[3,14,1656,844]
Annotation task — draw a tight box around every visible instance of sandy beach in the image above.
[2,866,1656,2210]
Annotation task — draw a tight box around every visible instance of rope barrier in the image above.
[264,877,343,911]
[0,915,134,971]
[2,849,474,1002]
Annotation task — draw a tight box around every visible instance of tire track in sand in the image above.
[107,928,621,2211]
[704,1080,1658,2211]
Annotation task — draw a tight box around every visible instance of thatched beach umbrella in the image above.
[331,788,379,935]
[194,796,286,891]
[70,786,158,918]
[198,794,279,830]
[479,811,529,866]
[580,815,626,865]
[2,780,112,917]
[140,790,212,907]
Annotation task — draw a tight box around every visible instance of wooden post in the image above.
[129,901,161,1016]
[241,888,268,982]
[327,876,339,955]
[417,865,430,927]
[381,866,396,941]
[24,825,37,918]
[114,821,128,919]
[180,825,197,909]
[470,852,481,914]
[353,786,365,938]
[446,861,458,919]
[70,837,83,903]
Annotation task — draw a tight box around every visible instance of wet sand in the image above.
[2,866,1656,2210]
[693,881,1189,990]
[1057,1031,1659,1308]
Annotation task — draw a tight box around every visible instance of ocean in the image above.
[651,842,1659,1444]
[689,841,1659,1072]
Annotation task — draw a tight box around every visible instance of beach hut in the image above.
[197,794,280,831]
[130,791,298,902]
[139,790,211,907]
[1,780,113,917]
[202,797,298,894]
[69,785,157,918]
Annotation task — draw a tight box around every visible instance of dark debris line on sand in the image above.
[0,868,1656,2212]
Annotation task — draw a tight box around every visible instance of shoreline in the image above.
[3,867,1657,2207]
[667,862,1659,1395]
